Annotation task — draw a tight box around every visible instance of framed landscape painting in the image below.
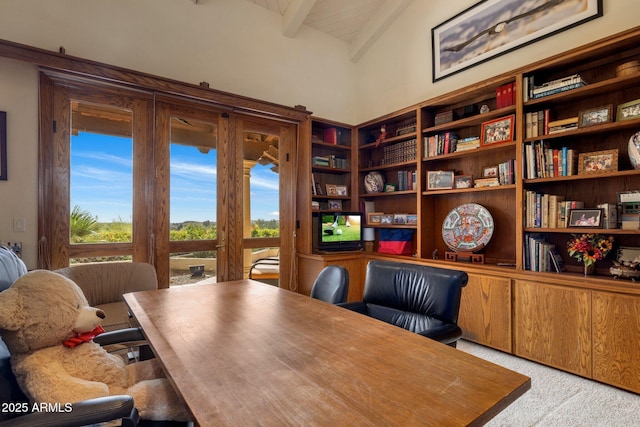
[432,0,603,81]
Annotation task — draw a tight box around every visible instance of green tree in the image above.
[70,205,98,241]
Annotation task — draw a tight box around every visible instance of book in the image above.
[549,247,566,272]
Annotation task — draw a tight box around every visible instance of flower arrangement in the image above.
[567,233,614,267]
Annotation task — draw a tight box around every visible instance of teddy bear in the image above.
[0,269,190,423]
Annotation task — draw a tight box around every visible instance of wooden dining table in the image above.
[124,279,530,426]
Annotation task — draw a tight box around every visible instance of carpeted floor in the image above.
[458,340,640,426]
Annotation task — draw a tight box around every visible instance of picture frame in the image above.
[454,175,473,189]
[616,98,640,122]
[335,185,348,196]
[328,199,342,211]
[481,115,515,145]
[393,214,407,224]
[384,183,397,192]
[367,212,383,225]
[380,214,394,224]
[618,246,640,263]
[482,165,498,178]
[0,111,6,181]
[578,149,618,175]
[431,0,603,82]
[406,214,418,225]
[568,208,603,228]
[427,170,454,190]
[325,184,337,196]
[314,182,323,195]
[578,104,612,127]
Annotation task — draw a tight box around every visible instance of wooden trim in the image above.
[0,38,311,122]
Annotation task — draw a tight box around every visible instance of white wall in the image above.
[0,58,39,269]
[355,0,639,122]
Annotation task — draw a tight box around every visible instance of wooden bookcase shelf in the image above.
[297,27,640,393]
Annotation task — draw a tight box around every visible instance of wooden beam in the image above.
[283,0,317,38]
[349,0,412,62]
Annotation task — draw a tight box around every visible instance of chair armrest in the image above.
[94,328,145,346]
[417,324,462,345]
[337,301,368,314]
[0,395,137,427]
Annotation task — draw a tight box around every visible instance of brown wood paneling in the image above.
[592,291,640,393]
[459,274,512,352]
[513,280,591,377]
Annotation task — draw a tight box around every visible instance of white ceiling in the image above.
[244,0,413,62]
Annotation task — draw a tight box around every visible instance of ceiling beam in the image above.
[283,0,317,38]
[349,0,412,62]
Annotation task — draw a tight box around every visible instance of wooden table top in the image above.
[124,280,530,426]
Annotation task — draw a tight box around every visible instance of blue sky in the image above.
[70,133,279,223]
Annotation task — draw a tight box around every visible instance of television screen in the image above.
[317,212,363,252]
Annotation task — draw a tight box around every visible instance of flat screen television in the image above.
[315,212,363,252]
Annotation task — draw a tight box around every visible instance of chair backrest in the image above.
[54,261,158,306]
[362,260,468,331]
[0,245,27,292]
[310,265,349,304]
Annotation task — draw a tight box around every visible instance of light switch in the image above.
[13,218,26,232]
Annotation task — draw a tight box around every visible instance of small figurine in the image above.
[375,125,387,147]
[432,248,439,260]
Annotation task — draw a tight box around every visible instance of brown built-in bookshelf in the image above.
[299,26,640,394]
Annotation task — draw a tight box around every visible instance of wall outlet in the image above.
[2,241,23,258]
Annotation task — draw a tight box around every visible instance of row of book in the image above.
[523,142,578,179]
[311,154,347,169]
[311,127,345,145]
[423,132,459,157]
[524,192,582,228]
[397,170,417,191]
[523,233,565,272]
[523,74,587,101]
[525,109,580,138]
[474,159,517,188]
[380,138,417,165]
[496,82,516,108]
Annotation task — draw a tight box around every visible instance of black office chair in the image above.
[310,265,349,304]
[0,336,138,426]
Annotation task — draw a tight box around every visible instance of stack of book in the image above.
[455,136,480,152]
[312,156,330,167]
[474,177,500,188]
[523,74,587,101]
[548,117,579,134]
[523,141,578,179]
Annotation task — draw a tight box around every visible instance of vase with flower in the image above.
[567,233,614,276]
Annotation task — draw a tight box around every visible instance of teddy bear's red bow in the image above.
[63,325,105,348]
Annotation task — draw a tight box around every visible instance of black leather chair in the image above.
[339,260,468,347]
[0,336,138,426]
[310,265,349,304]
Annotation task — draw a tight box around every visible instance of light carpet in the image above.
[457,340,640,426]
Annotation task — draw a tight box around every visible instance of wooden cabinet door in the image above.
[513,280,591,377]
[592,291,640,393]
[458,274,512,352]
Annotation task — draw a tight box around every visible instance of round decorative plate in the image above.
[442,203,494,252]
[628,131,640,170]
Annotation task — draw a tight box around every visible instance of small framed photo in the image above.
[616,99,640,122]
[482,165,498,178]
[578,104,613,127]
[406,214,418,224]
[618,246,640,263]
[335,185,348,196]
[384,183,397,192]
[454,175,473,189]
[314,182,323,195]
[328,199,342,210]
[367,212,383,224]
[481,114,515,146]
[325,184,337,196]
[381,214,394,224]
[427,170,454,190]
[568,208,603,228]
[578,149,618,175]
[393,214,407,224]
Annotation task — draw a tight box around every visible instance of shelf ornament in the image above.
[567,233,614,276]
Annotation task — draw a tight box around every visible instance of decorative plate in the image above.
[442,203,494,252]
[628,132,640,169]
